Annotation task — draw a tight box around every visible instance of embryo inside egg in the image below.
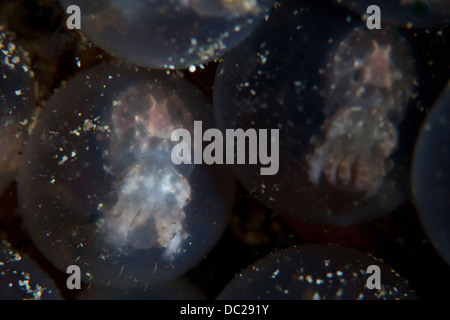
[0,0,449,302]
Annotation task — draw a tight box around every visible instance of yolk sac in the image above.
[337,0,450,28]
[213,0,416,225]
[0,241,62,300]
[412,83,450,265]
[17,63,234,288]
[0,25,35,195]
[217,245,416,300]
[59,0,274,69]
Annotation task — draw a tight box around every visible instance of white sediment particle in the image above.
[13,253,21,261]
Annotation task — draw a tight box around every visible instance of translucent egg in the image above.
[0,26,34,195]
[0,240,61,300]
[337,0,450,28]
[412,82,450,265]
[217,245,416,300]
[59,0,274,69]
[17,63,234,288]
[213,0,416,225]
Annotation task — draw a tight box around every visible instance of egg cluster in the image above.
[0,0,449,300]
